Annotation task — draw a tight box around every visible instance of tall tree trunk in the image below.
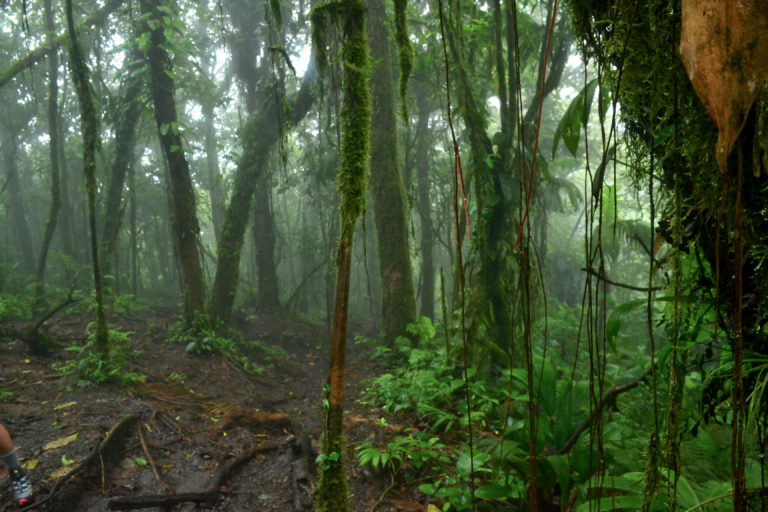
[57,112,76,258]
[140,0,206,326]
[101,48,144,280]
[365,0,417,345]
[315,3,371,511]
[35,0,63,304]
[128,164,139,295]
[65,0,108,352]
[198,13,227,244]
[253,182,280,312]
[208,67,315,327]
[414,93,435,320]
[1,136,35,275]
[202,100,225,243]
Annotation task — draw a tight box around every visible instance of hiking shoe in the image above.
[9,468,32,507]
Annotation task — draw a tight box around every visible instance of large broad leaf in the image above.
[552,78,599,158]
[680,0,768,171]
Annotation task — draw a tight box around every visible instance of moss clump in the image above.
[394,0,413,123]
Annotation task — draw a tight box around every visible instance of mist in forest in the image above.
[0,0,766,510]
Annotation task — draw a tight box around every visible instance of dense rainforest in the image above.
[0,0,766,510]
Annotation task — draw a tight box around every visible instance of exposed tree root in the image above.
[107,436,295,510]
[20,415,138,511]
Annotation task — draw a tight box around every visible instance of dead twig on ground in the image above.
[137,423,173,492]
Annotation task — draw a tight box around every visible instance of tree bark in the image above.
[1,133,35,275]
[202,99,225,244]
[253,182,280,312]
[316,3,371,511]
[413,92,435,320]
[35,0,63,303]
[65,0,109,352]
[140,0,206,326]
[101,48,144,281]
[208,65,316,327]
[365,0,417,345]
[198,14,227,244]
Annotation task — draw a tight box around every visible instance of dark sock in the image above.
[0,448,20,471]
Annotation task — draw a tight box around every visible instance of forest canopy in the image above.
[0,0,766,511]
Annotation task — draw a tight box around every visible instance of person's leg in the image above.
[0,423,32,507]
[0,423,19,469]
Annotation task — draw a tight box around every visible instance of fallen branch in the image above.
[557,378,644,455]
[20,415,138,511]
[108,436,294,510]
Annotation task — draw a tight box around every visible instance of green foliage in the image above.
[109,293,149,318]
[168,327,265,374]
[0,292,34,322]
[315,450,340,471]
[0,389,11,401]
[55,326,144,386]
[179,330,236,355]
[165,372,186,384]
[552,77,599,157]
[357,432,449,475]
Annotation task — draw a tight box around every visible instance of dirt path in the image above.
[0,313,394,511]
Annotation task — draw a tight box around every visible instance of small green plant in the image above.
[0,293,33,322]
[166,372,186,384]
[110,293,149,318]
[170,327,267,375]
[181,331,236,355]
[0,389,11,401]
[316,451,340,471]
[357,431,450,477]
[55,326,144,386]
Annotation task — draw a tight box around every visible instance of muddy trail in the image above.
[0,312,407,512]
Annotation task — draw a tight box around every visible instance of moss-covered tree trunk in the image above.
[140,0,206,326]
[35,0,62,305]
[100,48,144,282]
[65,0,109,352]
[315,2,371,511]
[365,0,417,345]
[208,48,315,326]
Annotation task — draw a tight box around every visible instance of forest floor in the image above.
[0,311,421,512]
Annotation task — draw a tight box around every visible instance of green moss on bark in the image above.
[314,2,371,511]
[65,0,109,354]
[393,0,413,122]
